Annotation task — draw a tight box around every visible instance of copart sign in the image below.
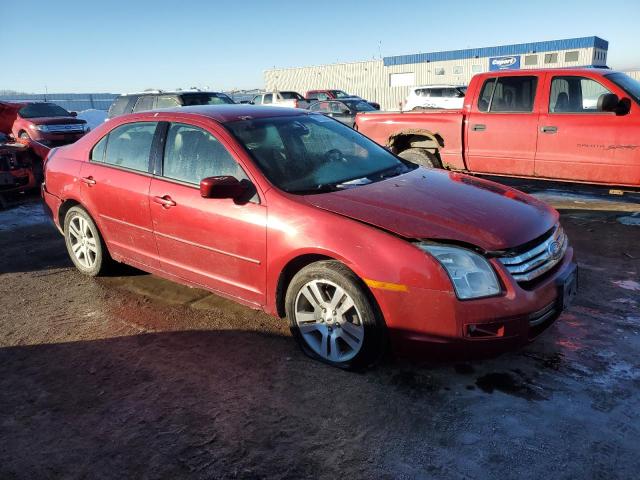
[489,56,521,71]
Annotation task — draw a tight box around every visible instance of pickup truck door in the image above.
[465,75,540,176]
[535,73,640,185]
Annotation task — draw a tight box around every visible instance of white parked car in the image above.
[251,91,310,109]
[404,85,467,110]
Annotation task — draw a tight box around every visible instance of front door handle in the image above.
[541,126,558,134]
[472,124,486,131]
[153,195,176,208]
[81,176,96,186]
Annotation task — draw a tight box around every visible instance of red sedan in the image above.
[42,105,577,368]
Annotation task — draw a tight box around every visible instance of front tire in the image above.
[63,206,111,276]
[285,261,387,369]
[398,148,440,168]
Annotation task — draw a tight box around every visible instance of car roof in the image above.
[412,85,464,89]
[476,67,617,77]
[136,104,310,123]
[118,90,229,97]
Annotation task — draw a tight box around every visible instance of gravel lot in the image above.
[1,185,639,480]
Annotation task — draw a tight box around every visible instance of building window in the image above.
[471,64,483,73]
[435,67,445,75]
[524,55,538,66]
[453,65,463,75]
[565,51,579,62]
[544,53,558,64]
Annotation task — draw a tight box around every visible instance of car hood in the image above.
[303,168,558,251]
[26,116,87,125]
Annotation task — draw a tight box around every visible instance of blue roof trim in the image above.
[383,36,608,67]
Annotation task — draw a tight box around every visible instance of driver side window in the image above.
[162,123,248,185]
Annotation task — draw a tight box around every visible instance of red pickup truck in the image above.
[356,68,640,187]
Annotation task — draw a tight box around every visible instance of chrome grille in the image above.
[46,124,85,133]
[499,226,568,282]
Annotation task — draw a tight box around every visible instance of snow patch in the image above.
[618,214,640,226]
[612,280,640,292]
[77,109,108,130]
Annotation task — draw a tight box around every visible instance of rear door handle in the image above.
[541,126,558,134]
[81,176,96,185]
[153,195,176,208]
[472,124,486,131]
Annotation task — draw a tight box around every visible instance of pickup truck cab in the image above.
[251,91,310,109]
[356,68,640,187]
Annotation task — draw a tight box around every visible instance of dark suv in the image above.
[107,90,235,119]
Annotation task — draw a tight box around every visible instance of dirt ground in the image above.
[1,183,639,480]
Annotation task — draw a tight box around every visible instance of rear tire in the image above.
[63,206,111,276]
[398,148,440,168]
[285,260,387,369]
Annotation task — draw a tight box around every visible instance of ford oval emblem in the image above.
[548,241,562,259]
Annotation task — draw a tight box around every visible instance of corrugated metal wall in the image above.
[0,93,117,111]
[265,47,603,110]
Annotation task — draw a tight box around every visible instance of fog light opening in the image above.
[466,323,505,338]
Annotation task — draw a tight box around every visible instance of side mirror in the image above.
[340,108,351,115]
[249,101,255,105]
[200,176,248,200]
[69,111,78,117]
[598,93,631,115]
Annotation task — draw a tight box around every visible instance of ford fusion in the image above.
[42,105,577,368]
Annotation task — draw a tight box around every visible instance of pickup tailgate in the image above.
[356,110,465,169]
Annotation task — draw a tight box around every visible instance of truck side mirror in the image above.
[597,93,629,115]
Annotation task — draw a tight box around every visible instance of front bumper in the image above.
[27,131,85,147]
[376,247,577,356]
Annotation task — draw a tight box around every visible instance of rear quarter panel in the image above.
[355,110,465,169]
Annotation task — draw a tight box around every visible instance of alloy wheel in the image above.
[294,279,365,362]
[68,215,98,269]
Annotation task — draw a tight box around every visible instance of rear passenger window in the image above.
[156,96,180,108]
[477,79,495,111]
[478,76,537,113]
[133,96,155,113]
[90,135,108,162]
[163,123,248,185]
[101,122,157,172]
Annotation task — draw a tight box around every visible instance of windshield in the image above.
[280,92,304,100]
[331,90,350,98]
[343,100,376,112]
[180,93,234,106]
[18,102,70,118]
[458,87,467,96]
[606,72,640,105]
[225,114,415,194]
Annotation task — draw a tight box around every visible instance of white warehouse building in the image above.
[264,36,609,110]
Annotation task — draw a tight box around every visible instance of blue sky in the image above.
[2,0,639,93]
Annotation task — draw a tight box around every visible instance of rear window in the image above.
[19,103,70,118]
[108,96,136,118]
[179,93,235,106]
[280,92,304,100]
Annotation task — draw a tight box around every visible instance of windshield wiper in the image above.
[286,184,340,195]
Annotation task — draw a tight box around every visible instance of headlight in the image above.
[33,125,50,132]
[417,243,501,299]
[83,124,91,132]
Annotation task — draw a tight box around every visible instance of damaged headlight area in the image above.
[30,124,50,132]
[417,243,501,300]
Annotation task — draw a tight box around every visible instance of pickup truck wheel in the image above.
[285,260,387,370]
[398,148,440,168]
[63,206,111,276]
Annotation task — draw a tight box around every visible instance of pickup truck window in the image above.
[478,76,537,113]
[549,76,611,113]
[263,94,273,104]
[252,95,262,105]
[606,72,640,105]
[133,96,155,113]
[156,96,180,109]
[280,92,304,100]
